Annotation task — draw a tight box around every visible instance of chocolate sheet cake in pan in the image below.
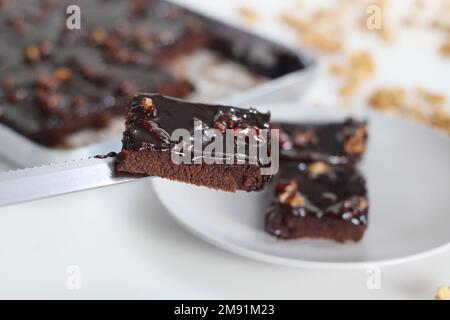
[0,0,315,167]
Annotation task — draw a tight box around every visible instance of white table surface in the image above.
[0,0,449,299]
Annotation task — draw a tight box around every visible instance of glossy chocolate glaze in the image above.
[121,94,270,158]
[266,161,368,239]
[273,119,367,165]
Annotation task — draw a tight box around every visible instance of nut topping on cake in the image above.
[276,180,305,208]
[276,180,298,194]
[140,97,156,116]
[294,129,318,147]
[343,126,367,156]
[308,161,330,175]
[279,191,305,208]
[54,67,73,82]
[214,111,243,131]
[24,45,41,63]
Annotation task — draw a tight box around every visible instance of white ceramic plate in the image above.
[152,105,450,268]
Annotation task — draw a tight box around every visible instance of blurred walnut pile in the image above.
[238,0,450,134]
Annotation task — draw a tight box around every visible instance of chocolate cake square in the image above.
[266,161,368,242]
[116,94,274,192]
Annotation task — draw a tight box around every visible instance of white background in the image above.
[0,0,449,299]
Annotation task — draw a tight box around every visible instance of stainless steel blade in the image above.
[0,157,141,207]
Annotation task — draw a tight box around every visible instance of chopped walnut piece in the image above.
[308,161,330,175]
[140,97,156,115]
[238,7,260,23]
[416,87,445,107]
[337,51,375,101]
[301,30,342,53]
[401,104,428,123]
[329,64,345,76]
[429,107,450,134]
[350,52,375,79]
[440,39,450,57]
[414,0,425,9]
[24,45,41,63]
[54,67,72,82]
[281,10,343,54]
[281,13,308,33]
[213,122,227,133]
[368,86,450,134]
[279,190,305,208]
[344,127,367,156]
[435,286,450,300]
[276,180,298,194]
[288,192,306,208]
[90,27,108,45]
[368,88,406,111]
[214,111,242,131]
[430,3,450,33]
[356,197,369,211]
[277,179,305,208]
[37,92,63,111]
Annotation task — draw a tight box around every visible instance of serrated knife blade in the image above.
[0,157,142,207]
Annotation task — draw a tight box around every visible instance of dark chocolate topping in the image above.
[122,94,271,156]
[268,161,368,227]
[273,119,368,165]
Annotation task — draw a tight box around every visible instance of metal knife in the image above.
[0,157,143,207]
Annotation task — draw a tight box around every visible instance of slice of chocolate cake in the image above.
[266,161,368,242]
[115,94,274,192]
[273,119,367,165]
